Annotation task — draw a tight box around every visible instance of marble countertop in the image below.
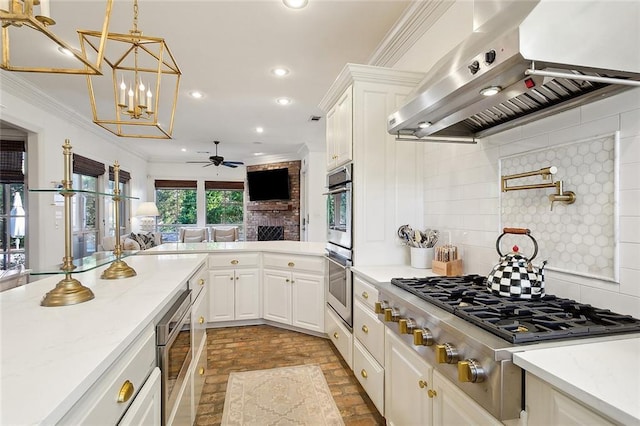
[351,264,437,284]
[514,338,640,425]
[0,253,208,425]
[143,240,326,256]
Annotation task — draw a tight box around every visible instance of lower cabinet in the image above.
[524,372,615,425]
[353,339,384,414]
[208,252,261,322]
[118,367,162,426]
[325,306,353,369]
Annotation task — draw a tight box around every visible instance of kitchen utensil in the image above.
[486,228,547,299]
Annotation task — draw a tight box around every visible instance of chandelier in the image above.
[79,0,181,139]
[0,0,112,74]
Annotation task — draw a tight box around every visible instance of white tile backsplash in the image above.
[423,89,640,313]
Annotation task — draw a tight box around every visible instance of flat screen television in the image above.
[247,168,290,201]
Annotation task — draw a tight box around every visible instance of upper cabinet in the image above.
[325,85,353,170]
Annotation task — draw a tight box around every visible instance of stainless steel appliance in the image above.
[378,275,640,421]
[325,163,353,329]
[157,288,192,425]
[388,1,640,142]
[326,163,352,250]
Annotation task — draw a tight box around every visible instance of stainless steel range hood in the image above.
[388,0,640,142]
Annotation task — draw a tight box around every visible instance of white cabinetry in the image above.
[208,253,260,322]
[524,372,615,425]
[118,367,161,426]
[319,64,426,266]
[190,265,209,423]
[326,85,353,170]
[262,253,325,333]
[325,305,353,369]
[352,274,384,415]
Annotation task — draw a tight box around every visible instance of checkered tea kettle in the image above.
[487,228,547,299]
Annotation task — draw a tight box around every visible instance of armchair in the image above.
[179,227,209,243]
[211,226,239,242]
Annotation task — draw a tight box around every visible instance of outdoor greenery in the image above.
[205,190,243,224]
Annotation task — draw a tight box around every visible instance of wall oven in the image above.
[325,163,353,329]
[157,288,192,425]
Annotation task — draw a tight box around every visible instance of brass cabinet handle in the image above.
[333,332,339,339]
[361,369,368,379]
[117,380,135,403]
[199,366,205,376]
[286,278,290,283]
[230,276,234,280]
[198,278,205,286]
[291,280,295,284]
[288,262,295,267]
[418,380,427,389]
[231,259,239,265]
[362,291,368,299]
[361,325,369,333]
[199,316,205,324]
[428,389,437,398]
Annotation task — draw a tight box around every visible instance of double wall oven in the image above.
[325,163,353,329]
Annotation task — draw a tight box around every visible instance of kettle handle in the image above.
[496,228,538,260]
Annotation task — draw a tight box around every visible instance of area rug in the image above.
[221,364,345,426]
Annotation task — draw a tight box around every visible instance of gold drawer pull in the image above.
[199,316,205,324]
[418,380,427,389]
[361,325,369,333]
[333,332,339,339]
[286,278,290,283]
[288,262,295,267]
[362,291,368,299]
[231,259,239,265]
[199,366,205,376]
[117,380,134,403]
[360,369,368,379]
[198,278,205,286]
[428,389,437,398]
[230,276,234,280]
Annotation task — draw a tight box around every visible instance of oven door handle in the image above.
[326,253,352,269]
[322,188,348,196]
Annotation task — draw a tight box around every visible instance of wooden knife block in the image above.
[432,259,463,277]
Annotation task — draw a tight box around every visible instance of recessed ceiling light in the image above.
[272,67,289,77]
[189,91,204,99]
[254,152,264,156]
[276,97,291,105]
[283,0,308,9]
[256,127,264,133]
[480,86,501,97]
[57,46,74,57]
[418,121,432,129]
[181,148,187,152]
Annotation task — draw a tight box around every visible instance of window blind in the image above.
[0,140,25,183]
[154,179,197,189]
[73,154,105,177]
[204,181,244,190]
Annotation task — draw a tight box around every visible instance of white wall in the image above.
[391,1,640,316]
[1,75,148,270]
[301,150,327,242]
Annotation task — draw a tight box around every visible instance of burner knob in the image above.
[458,359,486,383]
[398,318,416,334]
[384,307,400,322]
[374,300,389,314]
[413,328,434,346]
[435,343,459,364]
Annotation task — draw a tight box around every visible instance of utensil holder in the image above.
[410,247,434,269]
[432,259,463,276]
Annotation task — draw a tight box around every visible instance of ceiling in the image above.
[3,0,412,165]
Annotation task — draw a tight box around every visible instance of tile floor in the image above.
[195,325,386,426]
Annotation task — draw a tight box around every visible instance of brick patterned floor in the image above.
[195,325,385,426]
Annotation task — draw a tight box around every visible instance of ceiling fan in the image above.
[187,141,245,168]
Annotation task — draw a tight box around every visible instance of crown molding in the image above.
[0,72,148,162]
[368,0,455,68]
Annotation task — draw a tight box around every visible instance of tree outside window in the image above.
[206,189,244,238]
[155,187,197,242]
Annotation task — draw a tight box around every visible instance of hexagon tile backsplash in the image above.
[500,134,616,280]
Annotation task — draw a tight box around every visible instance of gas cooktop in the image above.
[391,275,640,344]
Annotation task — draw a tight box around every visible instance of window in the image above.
[205,181,244,239]
[155,180,197,242]
[72,154,105,259]
[107,166,131,237]
[0,140,27,271]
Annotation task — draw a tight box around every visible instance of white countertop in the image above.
[0,253,207,425]
[143,240,326,256]
[351,264,437,284]
[514,337,640,425]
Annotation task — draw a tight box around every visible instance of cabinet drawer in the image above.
[263,253,324,273]
[190,264,208,300]
[209,252,260,268]
[192,286,208,350]
[59,325,156,425]
[192,337,207,410]
[353,299,385,365]
[353,275,379,311]
[353,339,384,416]
[325,306,352,369]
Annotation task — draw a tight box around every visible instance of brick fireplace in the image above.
[245,160,300,241]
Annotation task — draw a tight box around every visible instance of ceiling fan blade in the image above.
[223,161,244,165]
[203,162,215,168]
[186,161,212,164]
[222,163,239,168]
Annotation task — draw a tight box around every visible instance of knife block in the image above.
[432,259,463,276]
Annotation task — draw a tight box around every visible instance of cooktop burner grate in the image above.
[391,275,640,343]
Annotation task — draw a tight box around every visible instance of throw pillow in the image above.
[130,232,157,250]
[123,238,141,251]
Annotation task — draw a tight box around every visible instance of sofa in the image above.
[100,232,162,252]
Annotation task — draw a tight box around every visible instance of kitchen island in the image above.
[0,253,208,425]
[141,240,326,256]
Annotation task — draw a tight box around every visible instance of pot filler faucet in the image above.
[501,166,576,211]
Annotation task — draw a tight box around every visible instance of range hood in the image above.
[388,0,640,142]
